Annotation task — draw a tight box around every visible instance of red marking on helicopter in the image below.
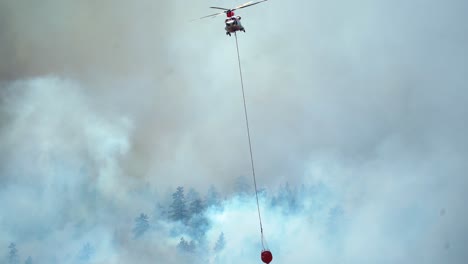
[195,0,268,36]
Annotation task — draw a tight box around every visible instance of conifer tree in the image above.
[187,188,204,217]
[24,256,32,264]
[78,242,95,262]
[234,176,251,196]
[8,243,19,264]
[214,232,225,252]
[205,185,222,209]
[170,186,188,222]
[133,213,150,238]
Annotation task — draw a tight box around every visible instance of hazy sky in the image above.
[1,0,467,263]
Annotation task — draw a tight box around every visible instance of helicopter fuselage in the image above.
[196,0,268,36]
[225,16,245,36]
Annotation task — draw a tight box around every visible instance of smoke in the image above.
[1,0,468,263]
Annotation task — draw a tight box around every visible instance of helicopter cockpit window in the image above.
[226,19,236,25]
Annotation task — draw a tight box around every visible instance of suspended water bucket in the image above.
[261,250,273,264]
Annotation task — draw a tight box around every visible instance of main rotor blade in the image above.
[197,11,225,20]
[234,1,254,9]
[210,6,230,11]
[232,0,268,11]
[196,0,267,21]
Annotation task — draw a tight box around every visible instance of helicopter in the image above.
[197,0,268,36]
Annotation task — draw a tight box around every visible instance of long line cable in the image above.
[234,32,266,249]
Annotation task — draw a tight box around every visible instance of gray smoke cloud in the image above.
[1,0,467,263]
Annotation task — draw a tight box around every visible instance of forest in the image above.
[4,177,344,263]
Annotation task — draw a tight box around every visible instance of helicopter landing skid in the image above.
[226,29,245,37]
